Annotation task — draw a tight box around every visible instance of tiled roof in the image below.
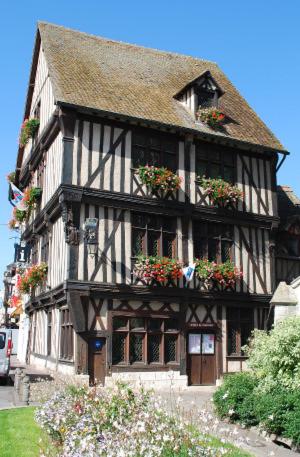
[38,22,285,151]
[277,185,300,221]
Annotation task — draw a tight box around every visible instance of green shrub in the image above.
[213,372,259,426]
[283,405,300,445]
[244,317,300,390]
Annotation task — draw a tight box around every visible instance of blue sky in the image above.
[0,0,299,279]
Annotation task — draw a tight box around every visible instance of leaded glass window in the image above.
[112,316,179,366]
[194,222,233,263]
[132,213,177,258]
[195,142,235,183]
[132,130,177,171]
[227,307,253,356]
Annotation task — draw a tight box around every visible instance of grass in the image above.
[0,407,54,457]
[0,407,252,457]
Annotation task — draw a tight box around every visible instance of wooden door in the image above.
[88,337,106,386]
[187,332,216,385]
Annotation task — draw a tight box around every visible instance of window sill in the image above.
[58,358,74,365]
[226,355,248,360]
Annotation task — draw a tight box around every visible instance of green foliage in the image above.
[244,317,300,390]
[254,386,300,438]
[19,118,40,147]
[198,176,243,206]
[213,372,259,426]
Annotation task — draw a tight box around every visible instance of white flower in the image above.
[222,392,229,399]
[228,409,235,416]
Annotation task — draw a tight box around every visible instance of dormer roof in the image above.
[32,21,285,152]
[174,71,224,99]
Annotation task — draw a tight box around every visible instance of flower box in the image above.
[195,259,242,287]
[137,165,182,195]
[196,106,225,129]
[6,171,16,184]
[17,263,48,295]
[23,187,42,211]
[19,118,40,147]
[198,177,243,207]
[134,255,183,285]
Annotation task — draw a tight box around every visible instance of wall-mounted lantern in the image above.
[83,218,99,257]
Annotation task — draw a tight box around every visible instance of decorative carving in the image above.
[61,202,80,245]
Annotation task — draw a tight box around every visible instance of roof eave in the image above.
[58,100,289,156]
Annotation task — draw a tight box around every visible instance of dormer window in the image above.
[196,75,219,109]
[175,71,224,118]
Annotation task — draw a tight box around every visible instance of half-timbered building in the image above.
[13,22,293,386]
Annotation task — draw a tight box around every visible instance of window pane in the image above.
[148,334,161,363]
[130,318,145,330]
[196,160,207,178]
[240,308,253,322]
[148,150,160,166]
[165,334,177,362]
[0,333,5,350]
[227,324,238,355]
[224,166,234,183]
[162,234,175,258]
[188,334,201,354]
[223,151,234,165]
[132,229,144,256]
[148,231,159,256]
[162,217,176,232]
[221,241,232,262]
[208,238,218,261]
[148,216,160,230]
[112,333,126,364]
[202,334,215,354]
[113,317,128,330]
[148,319,162,331]
[132,147,146,168]
[130,334,144,362]
[241,323,252,349]
[165,318,179,331]
[210,163,221,178]
[132,213,146,228]
[194,236,206,259]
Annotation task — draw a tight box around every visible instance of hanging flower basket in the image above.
[137,166,182,194]
[134,255,183,285]
[17,263,48,295]
[6,171,16,184]
[195,259,242,286]
[13,207,27,223]
[198,177,243,207]
[8,218,19,231]
[19,118,40,147]
[23,187,42,211]
[8,294,22,308]
[196,107,225,129]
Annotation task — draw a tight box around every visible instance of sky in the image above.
[0,0,299,279]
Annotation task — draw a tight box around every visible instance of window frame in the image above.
[193,221,233,263]
[47,309,52,356]
[112,314,180,367]
[195,142,235,184]
[60,308,74,361]
[132,129,178,172]
[227,307,254,356]
[131,213,177,259]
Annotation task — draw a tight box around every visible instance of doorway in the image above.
[187,332,216,385]
[88,337,106,385]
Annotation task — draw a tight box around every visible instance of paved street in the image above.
[0,382,14,409]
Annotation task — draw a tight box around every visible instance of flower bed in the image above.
[16,263,48,295]
[134,255,183,284]
[19,118,40,147]
[198,177,243,207]
[195,259,242,286]
[35,383,245,457]
[197,107,225,129]
[137,165,182,194]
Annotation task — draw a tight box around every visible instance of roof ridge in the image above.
[38,21,218,65]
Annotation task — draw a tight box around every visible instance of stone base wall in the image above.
[105,370,188,389]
